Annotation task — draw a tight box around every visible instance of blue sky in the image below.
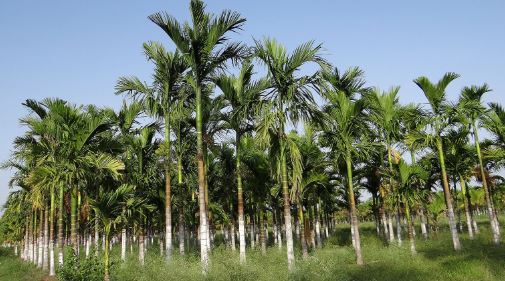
[1,0,504,207]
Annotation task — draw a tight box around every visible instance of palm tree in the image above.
[413,72,461,250]
[214,60,266,263]
[366,86,403,244]
[458,84,500,244]
[254,38,327,270]
[116,41,189,259]
[389,160,428,255]
[320,90,370,265]
[149,0,246,269]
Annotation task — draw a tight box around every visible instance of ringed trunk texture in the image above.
[459,176,474,239]
[58,185,64,266]
[236,136,247,263]
[346,155,363,265]
[473,125,500,244]
[436,138,461,250]
[298,204,308,259]
[281,146,295,270]
[195,84,209,272]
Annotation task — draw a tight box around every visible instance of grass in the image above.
[4,217,505,281]
[0,247,48,281]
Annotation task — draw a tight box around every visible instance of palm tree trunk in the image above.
[195,84,209,272]
[37,208,43,268]
[405,202,416,255]
[236,134,247,263]
[280,143,295,270]
[94,215,100,257]
[276,207,282,249]
[346,154,363,265]
[260,208,267,256]
[436,137,461,250]
[70,186,78,252]
[121,228,127,261]
[43,207,49,270]
[139,229,145,266]
[387,141,402,246]
[165,114,173,260]
[104,226,111,281]
[315,201,322,248]
[298,203,309,259]
[473,124,500,244]
[49,185,55,276]
[388,213,395,243]
[459,176,474,239]
[58,185,64,265]
[418,209,428,240]
[179,208,185,255]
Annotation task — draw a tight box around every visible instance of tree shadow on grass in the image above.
[417,235,505,280]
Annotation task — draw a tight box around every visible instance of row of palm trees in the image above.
[1,1,505,280]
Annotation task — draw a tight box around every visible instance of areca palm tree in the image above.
[116,41,189,259]
[213,60,266,263]
[458,84,501,244]
[320,90,371,265]
[148,0,246,269]
[413,72,461,250]
[389,161,428,255]
[366,86,403,244]
[254,38,327,270]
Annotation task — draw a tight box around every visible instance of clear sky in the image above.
[1,0,504,207]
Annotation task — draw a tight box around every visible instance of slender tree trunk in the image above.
[70,186,78,252]
[418,209,428,240]
[139,229,145,266]
[405,202,416,255]
[43,207,49,270]
[260,208,267,256]
[281,143,295,270]
[230,215,236,251]
[165,114,173,260]
[396,211,402,246]
[49,186,55,276]
[195,84,209,272]
[58,185,64,265]
[104,227,111,281]
[236,134,246,263]
[179,209,185,255]
[121,228,127,261]
[436,137,461,250]
[473,125,500,244]
[38,209,43,268]
[276,207,282,250]
[315,201,322,248]
[298,203,309,259]
[346,154,363,265]
[459,176,474,239]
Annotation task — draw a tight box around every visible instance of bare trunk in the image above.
[418,209,428,240]
[179,210,185,255]
[121,228,127,261]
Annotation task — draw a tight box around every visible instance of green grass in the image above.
[0,247,48,281]
[4,218,505,281]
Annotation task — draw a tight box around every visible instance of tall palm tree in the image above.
[149,0,246,269]
[413,72,461,250]
[116,41,189,259]
[366,86,403,244]
[320,91,370,265]
[458,84,500,244]
[254,38,327,270]
[214,60,266,263]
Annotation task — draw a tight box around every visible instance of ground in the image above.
[2,218,505,281]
